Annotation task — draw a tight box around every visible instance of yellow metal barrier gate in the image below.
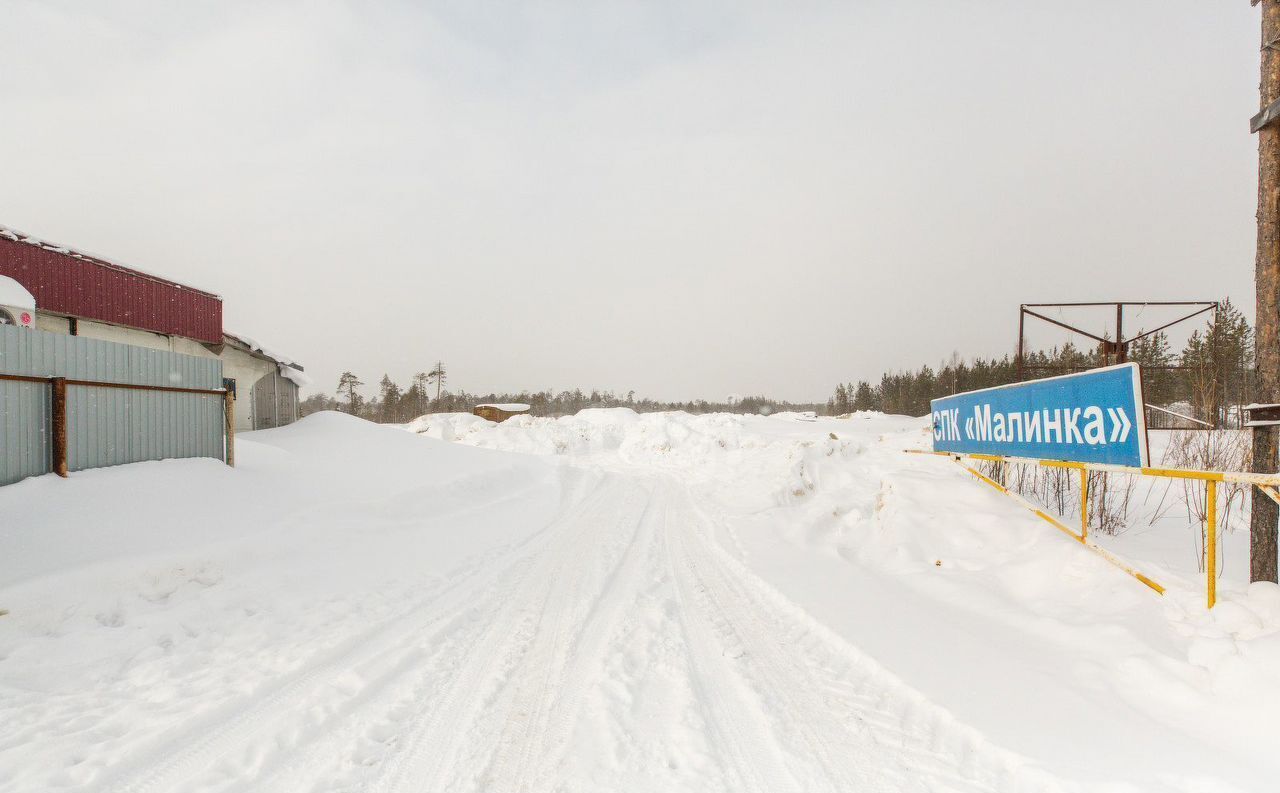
[907,449,1280,609]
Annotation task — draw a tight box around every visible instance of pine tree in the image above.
[1215,298,1255,415]
[299,393,338,417]
[852,381,876,411]
[378,375,403,423]
[427,362,447,403]
[1127,331,1176,405]
[404,375,427,419]
[336,372,364,415]
[833,383,849,414]
[1181,300,1256,425]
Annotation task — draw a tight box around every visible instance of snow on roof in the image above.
[0,224,222,299]
[0,275,35,310]
[475,403,531,412]
[279,365,312,388]
[224,331,303,370]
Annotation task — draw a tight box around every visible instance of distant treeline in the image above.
[828,299,1255,421]
[300,299,1253,425]
[302,375,824,423]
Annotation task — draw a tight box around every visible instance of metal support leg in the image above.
[1207,480,1218,609]
[1079,468,1089,542]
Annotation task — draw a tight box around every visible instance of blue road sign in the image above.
[930,363,1149,467]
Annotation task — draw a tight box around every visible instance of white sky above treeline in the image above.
[0,1,1261,401]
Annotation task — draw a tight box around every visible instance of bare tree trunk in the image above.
[1253,0,1280,583]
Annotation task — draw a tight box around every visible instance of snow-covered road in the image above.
[3,410,1279,792]
[93,470,1010,792]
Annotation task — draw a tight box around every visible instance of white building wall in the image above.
[221,351,275,432]
[34,314,72,334]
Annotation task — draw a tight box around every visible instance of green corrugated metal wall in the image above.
[0,326,224,486]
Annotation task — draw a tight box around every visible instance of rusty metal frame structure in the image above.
[1015,301,1219,380]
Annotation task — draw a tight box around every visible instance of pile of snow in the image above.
[410,408,1280,791]
[409,408,799,472]
[0,412,560,791]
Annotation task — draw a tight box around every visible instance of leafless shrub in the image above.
[1161,429,1250,573]
[978,459,1134,537]
[1086,469,1137,536]
[976,459,1004,487]
[966,430,1251,572]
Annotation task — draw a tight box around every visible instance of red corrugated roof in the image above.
[0,227,223,344]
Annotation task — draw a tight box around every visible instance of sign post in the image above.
[930,363,1149,468]
[916,365,1280,607]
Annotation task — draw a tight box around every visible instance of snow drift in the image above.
[409,408,1280,792]
[2,409,1278,792]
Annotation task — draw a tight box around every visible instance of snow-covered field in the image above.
[2,409,1278,792]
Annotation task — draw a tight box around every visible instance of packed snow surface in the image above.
[2,409,1278,792]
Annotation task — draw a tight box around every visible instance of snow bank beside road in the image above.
[0,412,563,792]
[410,408,1280,792]
[1,412,555,587]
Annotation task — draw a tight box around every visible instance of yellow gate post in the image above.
[1206,479,1217,609]
[906,448,1280,608]
[1079,468,1089,541]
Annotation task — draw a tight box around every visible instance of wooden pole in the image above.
[1253,0,1280,584]
[1079,468,1089,541]
[51,377,67,477]
[224,389,235,467]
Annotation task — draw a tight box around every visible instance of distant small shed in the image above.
[473,403,531,422]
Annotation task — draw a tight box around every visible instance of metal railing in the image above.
[907,449,1280,608]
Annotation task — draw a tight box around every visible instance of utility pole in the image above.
[1251,0,1280,583]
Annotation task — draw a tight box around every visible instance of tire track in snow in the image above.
[671,482,1059,793]
[359,474,652,793]
[102,460,1063,793]
[662,498,801,793]
[100,470,607,793]
[247,470,624,793]
[474,483,666,792]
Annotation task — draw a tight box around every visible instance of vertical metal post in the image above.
[1079,468,1089,541]
[1016,307,1025,381]
[1114,303,1125,364]
[224,388,235,467]
[1212,302,1224,429]
[1207,479,1218,609]
[51,377,68,477]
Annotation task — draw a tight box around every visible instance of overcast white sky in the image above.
[0,1,1263,401]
